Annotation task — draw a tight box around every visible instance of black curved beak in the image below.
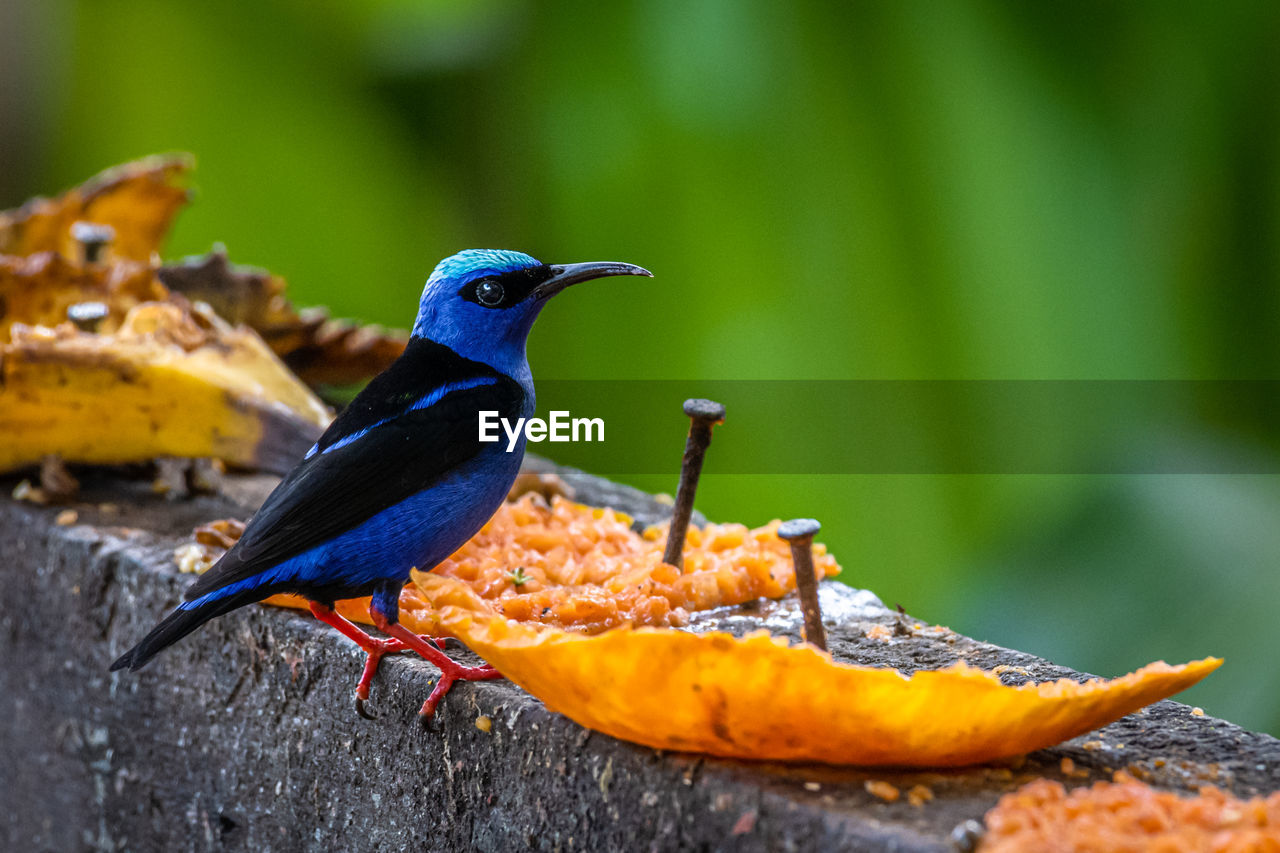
[534,261,653,300]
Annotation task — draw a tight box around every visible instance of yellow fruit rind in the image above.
[419,574,1220,767]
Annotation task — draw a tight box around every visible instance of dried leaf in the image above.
[158,250,407,388]
[277,311,408,389]
[157,250,295,330]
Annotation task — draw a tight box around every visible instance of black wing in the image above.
[185,362,524,602]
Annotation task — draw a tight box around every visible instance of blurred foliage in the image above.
[4,0,1278,733]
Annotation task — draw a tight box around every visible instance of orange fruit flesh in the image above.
[266,493,839,635]
[419,577,1221,767]
[983,772,1280,852]
[261,495,1221,767]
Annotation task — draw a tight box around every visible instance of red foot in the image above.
[309,602,501,720]
[371,615,502,720]
[416,662,503,720]
[352,636,401,719]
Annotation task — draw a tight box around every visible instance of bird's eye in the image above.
[475,280,505,307]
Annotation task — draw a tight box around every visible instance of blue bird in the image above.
[111,249,652,719]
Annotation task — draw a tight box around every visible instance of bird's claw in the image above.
[348,634,460,720]
[417,685,439,730]
[311,601,480,721]
[417,662,502,721]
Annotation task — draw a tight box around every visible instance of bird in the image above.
[111,249,652,720]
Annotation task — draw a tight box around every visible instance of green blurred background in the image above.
[4,1,1278,733]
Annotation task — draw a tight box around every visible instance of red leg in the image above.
[308,602,452,653]
[309,601,399,653]
[309,601,485,720]
[371,612,502,720]
[310,602,406,718]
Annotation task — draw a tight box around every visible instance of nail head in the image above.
[683,398,725,423]
[71,221,115,263]
[71,220,115,240]
[950,819,986,853]
[778,518,821,541]
[71,221,115,245]
[67,301,110,329]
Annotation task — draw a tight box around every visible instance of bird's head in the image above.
[411,249,652,373]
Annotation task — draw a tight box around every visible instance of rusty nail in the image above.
[71,221,115,264]
[662,398,726,568]
[777,518,827,651]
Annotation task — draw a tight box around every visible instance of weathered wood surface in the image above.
[2,464,1276,852]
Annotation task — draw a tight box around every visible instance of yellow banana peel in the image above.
[0,302,331,475]
[0,156,336,476]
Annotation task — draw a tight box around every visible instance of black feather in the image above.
[110,587,266,671]
[183,338,524,604]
